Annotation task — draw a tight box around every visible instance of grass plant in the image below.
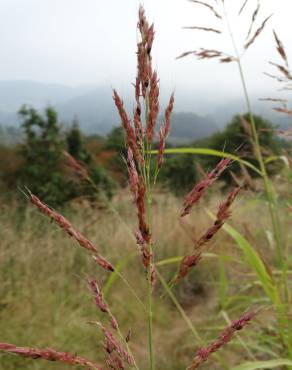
[1,2,292,370]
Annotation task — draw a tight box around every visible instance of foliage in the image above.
[0,125,22,146]
[87,164,116,201]
[0,145,23,191]
[195,113,283,184]
[66,121,116,202]
[15,108,116,206]
[1,2,292,368]
[103,126,127,184]
[66,119,91,164]
[104,126,125,153]
[159,154,198,195]
[18,105,74,206]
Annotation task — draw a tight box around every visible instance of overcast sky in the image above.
[0,0,291,102]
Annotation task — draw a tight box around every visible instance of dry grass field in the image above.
[1,185,290,369]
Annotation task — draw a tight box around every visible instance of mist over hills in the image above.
[0,80,84,112]
[0,80,290,143]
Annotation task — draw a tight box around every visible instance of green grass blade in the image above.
[219,257,229,310]
[264,155,289,167]
[223,222,278,304]
[231,359,292,370]
[151,147,262,175]
[103,251,137,297]
[156,253,218,267]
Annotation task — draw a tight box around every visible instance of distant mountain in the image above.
[0,125,22,145]
[211,98,292,130]
[0,81,119,134]
[0,80,93,126]
[56,86,120,135]
[168,112,219,143]
[0,80,290,142]
[0,110,17,126]
[0,80,84,112]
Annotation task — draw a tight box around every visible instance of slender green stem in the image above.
[97,179,156,367]
[222,5,292,359]
[156,269,201,342]
[147,261,155,370]
[237,63,283,265]
[116,271,147,312]
[146,179,155,370]
[223,5,283,267]
[156,270,229,370]
[94,319,139,370]
[144,93,155,370]
[81,179,146,310]
[107,306,140,370]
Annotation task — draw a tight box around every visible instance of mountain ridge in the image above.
[0,80,290,142]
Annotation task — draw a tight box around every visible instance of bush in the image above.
[195,113,283,184]
[159,154,198,195]
[18,105,74,206]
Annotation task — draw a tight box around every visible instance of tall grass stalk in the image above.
[156,270,230,370]
[0,4,263,370]
[145,139,155,370]
[174,0,292,365]
[222,5,284,268]
[222,5,292,357]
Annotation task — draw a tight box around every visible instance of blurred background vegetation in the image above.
[0,104,286,206]
[1,103,292,370]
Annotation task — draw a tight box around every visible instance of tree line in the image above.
[0,105,284,206]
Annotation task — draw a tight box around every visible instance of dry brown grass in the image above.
[0,187,279,370]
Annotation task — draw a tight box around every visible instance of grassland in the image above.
[1,184,290,370]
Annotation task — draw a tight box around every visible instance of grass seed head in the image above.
[0,343,102,369]
[187,309,258,369]
[244,14,273,50]
[158,93,175,169]
[181,158,231,217]
[189,0,222,19]
[29,193,114,272]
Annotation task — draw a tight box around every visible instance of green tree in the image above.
[66,119,91,164]
[159,154,198,195]
[86,165,116,201]
[104,126,125,153]
[196,113,283,183]
[19,105,73,206]
[104,126,127,184]
[66,120,116,202]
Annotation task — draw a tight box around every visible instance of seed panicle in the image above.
[273,30,289,68]
[176,186,241,282]
[189,0,222,19]
[101,325,135,367]
[0,343,102,370]
[183,26,221,34]
[245,1,261,41]
[63,151,90,179]
[157,93,174,169]
[244,14,273,50]
[187,309,258,369]
[29,192,114,272]
[181,158,231,217]
[239,0,249,15]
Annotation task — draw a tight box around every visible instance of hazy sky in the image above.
[0,0,291,101]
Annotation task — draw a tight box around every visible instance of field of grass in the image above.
[1,185,290,370]
[1,0,292,369]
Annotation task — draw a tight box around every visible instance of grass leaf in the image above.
[264,155,289,167]
[156,253,232,266]
[231,359,292,370]
[151,147,262,175]
[103,251,137,297]
[222,222,278,304]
